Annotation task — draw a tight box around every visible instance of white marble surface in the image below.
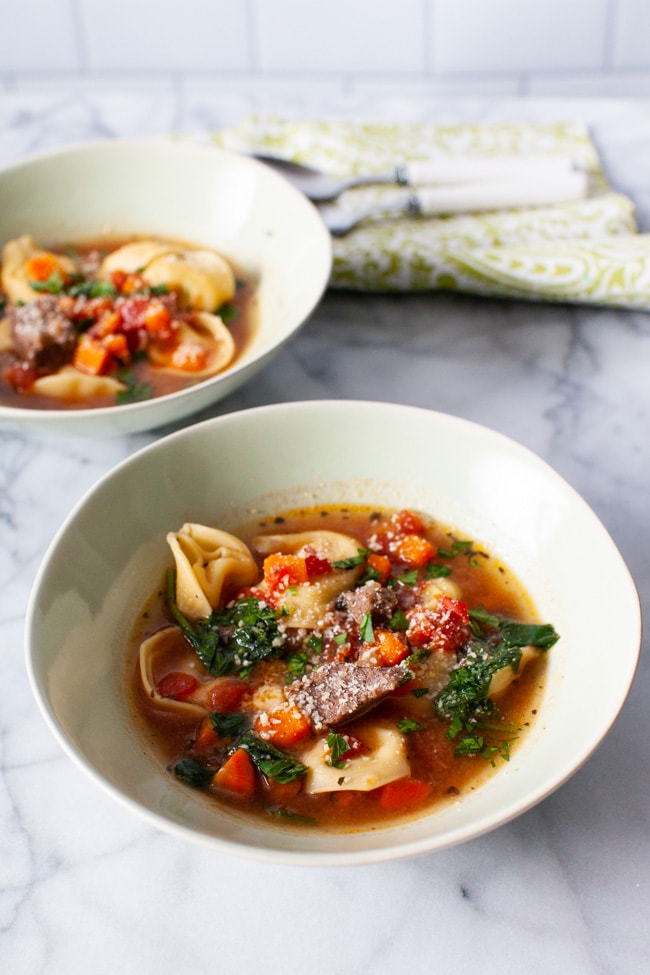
[1,85,648,975]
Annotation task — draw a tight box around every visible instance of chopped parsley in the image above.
[286,651,308,680]
[360,612,375,643]
[115,370,153,404]
[396,718,422,733]
[388,609,409,632]
[332,548,371,569]
[437,538,473,559]
[326,732,350,769]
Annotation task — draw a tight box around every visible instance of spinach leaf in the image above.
[170,756,213,788]
[166,572,285,678]
[238,732,308,783]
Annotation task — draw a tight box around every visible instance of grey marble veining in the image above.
[0,85,648,975]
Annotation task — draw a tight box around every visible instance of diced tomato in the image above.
[213,748,256,797]
[1,361,39,392]
[263,553,309,592]
[407,595,470,652]
[73,334,113,375]
[156,671,199,700]
[368,629,410,667]
[391,509,426,535]
[118,295,150,329]
[366,552,391,584]
[377,777,433,811]
[210,678,248,712]
[254,703,311,747]
[110,270,128,292]
[394,533,435,567]
[304,549,332,579]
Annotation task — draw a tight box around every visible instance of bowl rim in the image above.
[0,138,332,433]
[24,399,643,864]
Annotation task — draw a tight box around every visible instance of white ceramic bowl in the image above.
[0,139,331,435]
[26,401,641,865]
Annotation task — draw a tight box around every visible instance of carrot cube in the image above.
[213,748,256,797]
[377,777,433,811]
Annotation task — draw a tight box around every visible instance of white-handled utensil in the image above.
[253,152,582,203]
[321,169,590,236]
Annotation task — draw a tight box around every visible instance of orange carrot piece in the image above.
[254,703,311,747]
[377,777,433,811]
[194,716,220,753]
[263,553,309,590]
[24,253,67,283]
[142,300,172,337]
[170,343,209,372]
[73,334,112,375]
[213,748,256,797]
[366,552,391,584]
[370,629,410,667]
[395,533,435,567]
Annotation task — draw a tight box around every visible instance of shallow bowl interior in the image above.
[0,139,331,435]
[26,401,641,864]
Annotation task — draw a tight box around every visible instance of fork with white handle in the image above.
[254,152,583,202]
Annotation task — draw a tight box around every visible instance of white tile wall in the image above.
[0,0,79,72]
[79,0,251,72]
[611,0,650,68]
[1,0,650,97]
[432,0,609,74]
[255,0,426,74]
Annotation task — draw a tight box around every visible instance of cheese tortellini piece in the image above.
[167,523,259,620]
[147,311,235,377]
[301,721,410,794]
[99,238,236,312]
[31,365,126,400]
[488,645,540,697]
[1,235,76,304]
[139,627,207,717]
[253,530,363,627]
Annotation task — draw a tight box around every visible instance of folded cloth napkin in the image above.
[212,116,650,310]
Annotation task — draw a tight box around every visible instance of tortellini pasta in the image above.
[253,530,363,627]
[167,523,259,620]
[1,235,76,304]
[488,645,540,698]
[100,238,236,312]
[32,365,126,400]
[147,311,235,376]
[300,721,409,794]
[139,626,207,718]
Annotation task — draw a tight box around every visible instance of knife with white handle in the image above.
[322,170,590,236]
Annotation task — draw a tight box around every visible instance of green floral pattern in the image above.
[213,116,648,309]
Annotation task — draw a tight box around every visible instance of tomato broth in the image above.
[128,505,557,832]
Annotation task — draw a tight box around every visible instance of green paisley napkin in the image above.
[213,116,648,309]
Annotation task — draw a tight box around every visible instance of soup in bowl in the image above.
[0,140,331,435]
[25,401,641,864]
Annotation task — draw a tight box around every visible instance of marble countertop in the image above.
[1,86,648,975]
